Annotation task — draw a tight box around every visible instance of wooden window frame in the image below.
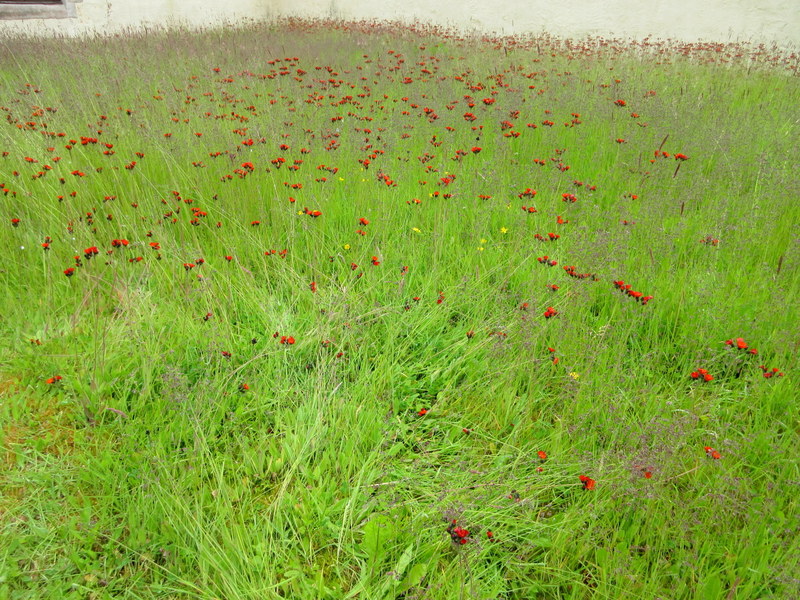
[0,1,81,20]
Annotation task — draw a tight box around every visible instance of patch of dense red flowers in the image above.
[612,280,653,305]
[725,337,757,355]
[537,256,558,267]
[446,520,470,545]
[690,368,713,382]
[759,365,784,378]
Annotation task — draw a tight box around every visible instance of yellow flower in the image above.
[412,227,421,233]
[500,227,508,234]
[569,372,580,380]
[477,246,484,251]
[480,238,487,244]
[338,177,345,181]
[343,244,351,250]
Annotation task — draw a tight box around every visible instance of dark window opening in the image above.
[0,0,78,19]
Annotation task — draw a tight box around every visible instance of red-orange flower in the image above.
[447,520,470,544]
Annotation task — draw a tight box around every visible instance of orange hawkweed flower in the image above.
[447,520,469,544]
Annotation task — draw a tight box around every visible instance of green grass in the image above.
[0,19,798,600]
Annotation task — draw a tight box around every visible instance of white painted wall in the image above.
[0,0,798,45]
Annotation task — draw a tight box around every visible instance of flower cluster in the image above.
[725,337,757,355]
[446,520,470,545]
[759,365,784,378]
[612,280,653,304]
[563,265,596,280]
[547,347,558,365]
[537,255,558,267]
[534,232,559,242]
[690,368,713,382]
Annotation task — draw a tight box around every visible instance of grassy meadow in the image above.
[0,19,799,599]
